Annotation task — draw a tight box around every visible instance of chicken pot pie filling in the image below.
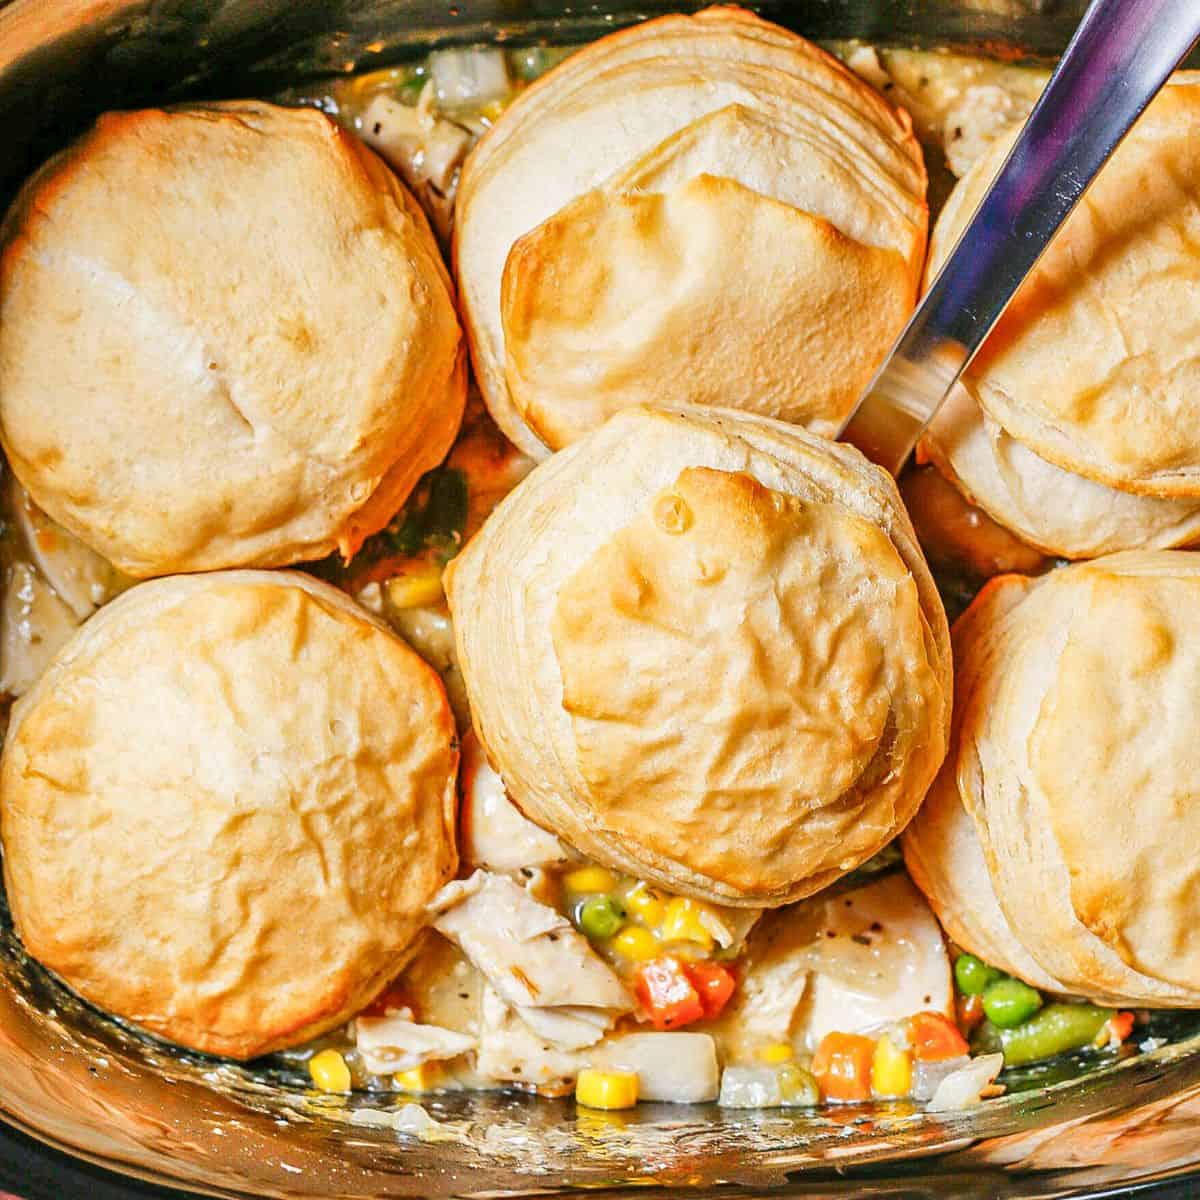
[0,9,1190,1123]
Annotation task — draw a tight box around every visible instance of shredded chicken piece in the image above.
[355,1012,477,1074]
[475,986,583,1087]
[460,733,567,872]
[703,918,811,1065]
[793,872,953,1051]
[9,479,128,621]
[0,562,79,697]
[430,870,632,1025]
[473,988,720,1100]
[515,1004,612,1052]
[704,871,952,1062]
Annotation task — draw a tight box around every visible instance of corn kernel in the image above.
[576,1109,629,1137]
[393,1062,441,1093]
[309,1049,352,1094]
[757,1042,794,1066]
[575,1068,639,1110]
[612,925,660,962]
[563,865,617,895]
[624,882,666,926]
[480,98,509,123]
[660,897,715,951]
[870,1035,913,1099]
[384,563,444,609]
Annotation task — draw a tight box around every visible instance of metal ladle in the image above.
[840,0,1200,476]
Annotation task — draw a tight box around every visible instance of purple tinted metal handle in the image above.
[839,0,1200,476]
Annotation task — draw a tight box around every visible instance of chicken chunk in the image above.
[705,870,952,1062]
[355,1012,477,1074]
[795,870,953,1049]
[0,562,79,697]
[474,988,720,1100]
[475,986,583,1088]
[9,479,128,621]
[430,870,632,1041]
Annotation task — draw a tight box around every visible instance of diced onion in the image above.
[428,47,511,111]
[718,1066,783,1108]
[927,1053,1004,1112]
[596,1032,719,1103]
[912,1053,971,1100]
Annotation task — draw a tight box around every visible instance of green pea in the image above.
[982,978,1043,1028]
[577,895,624,940]
[975,1003,1114,1066]
[954,953,1001,996]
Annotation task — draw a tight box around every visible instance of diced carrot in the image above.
[811,1032,875,1102]
[682,962,736,1019]
[908,1010,969,1061]
[635,958,704,1030]
[1109,1011,1135,1044]
[957,992,985,1036]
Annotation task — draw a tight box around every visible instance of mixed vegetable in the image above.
[954,953,1134,1067]
[289,740,1142,1115]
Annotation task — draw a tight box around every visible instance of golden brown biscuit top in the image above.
[552,466,941,896]
[0,102,464,577]
[455,6,926,458]
[947,555,1200,1003]
[501,174,912,449]
[932,81,1200,497]
[1028,565,1200,988]
[0,571,459,1058]
[918,384,1200,560]
[446,405,951,906]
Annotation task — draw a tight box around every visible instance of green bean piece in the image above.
[982,1004,1114,1066]
[981,977,1043,1028]
[577,895,625,940]
[954,954,1001,996]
